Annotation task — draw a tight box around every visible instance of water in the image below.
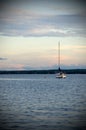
[0,74,86,130]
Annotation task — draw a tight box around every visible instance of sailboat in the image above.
[56,42,66,78]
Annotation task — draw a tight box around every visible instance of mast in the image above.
[58,41,61,71]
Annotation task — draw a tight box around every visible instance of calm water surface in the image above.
[0,74,86,130]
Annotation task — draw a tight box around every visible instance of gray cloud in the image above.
[22,64,86,70]
[0,57,7,60]
[0,0,86,37]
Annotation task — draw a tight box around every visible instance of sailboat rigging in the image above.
[56,42,66,78]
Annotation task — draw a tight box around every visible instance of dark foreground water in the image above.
[0,74,86,130]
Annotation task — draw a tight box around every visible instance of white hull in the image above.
[56,73,66,78]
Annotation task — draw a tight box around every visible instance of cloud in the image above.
[0,63,24,70]
[0,0,86,37]
[53,64,86,69]
[0,57,7,60]
[0,15,85,37]
[23,65,35,70]
[22,64,86,70]
[0,61,86,70]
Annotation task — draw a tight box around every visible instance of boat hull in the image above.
[56,73,66,78]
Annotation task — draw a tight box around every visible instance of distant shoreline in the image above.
[0,69,86,74]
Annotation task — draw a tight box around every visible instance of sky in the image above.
[0,0,86,70]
